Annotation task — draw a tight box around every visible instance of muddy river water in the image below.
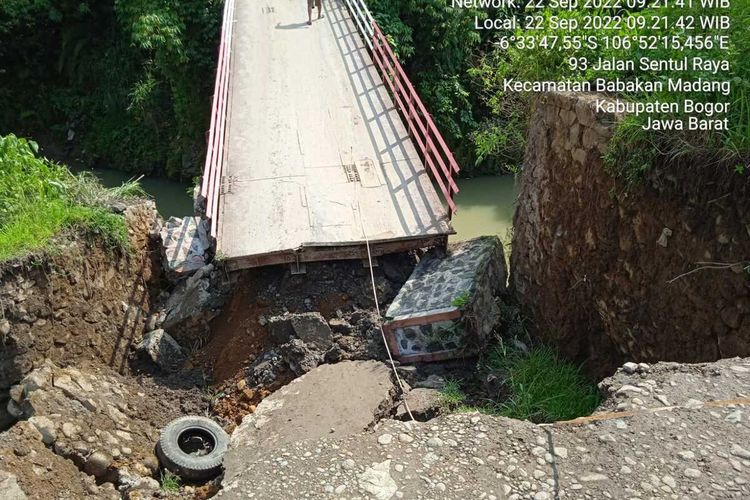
[91,169,518,243]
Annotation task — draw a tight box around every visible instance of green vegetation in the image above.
[438,299,599,423]
[159,469,181,493]
[0,134,141,262]
[440,378,468,407]
[370,1,749,179]
[367,0,503,174]
[481,344,601,423]
[478,4,749,182]
[2,2,746,181]
[451,290,472,308]
[440,342,600,423]
[0,0,222,179]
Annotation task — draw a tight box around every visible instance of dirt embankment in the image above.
[0,202,213,499]
[0,203,160,397]
[191,255,417,429]
[512,92,750,377]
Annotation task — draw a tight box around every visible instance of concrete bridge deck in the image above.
[211,0,455,270]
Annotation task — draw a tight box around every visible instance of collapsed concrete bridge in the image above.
[200,0,461,270]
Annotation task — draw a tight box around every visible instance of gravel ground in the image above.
[218,357,750,499]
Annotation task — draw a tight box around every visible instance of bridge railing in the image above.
[345,0,460,216]
[201,0,236,237]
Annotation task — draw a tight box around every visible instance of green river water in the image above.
[90,170,517,241]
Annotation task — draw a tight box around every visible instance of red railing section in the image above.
[201,0,235,237]
[368,23,460,215]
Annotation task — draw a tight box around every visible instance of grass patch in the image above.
[481,344,600,423]
[159,470,181,493]
[440,378,468,408]
[451,291,471,308]
[0,134,139,262]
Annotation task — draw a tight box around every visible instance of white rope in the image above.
[354,182,416,423]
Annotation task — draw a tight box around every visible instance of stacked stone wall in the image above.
[512,92,750,376]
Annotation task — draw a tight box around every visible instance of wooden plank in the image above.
[384,310,462,330]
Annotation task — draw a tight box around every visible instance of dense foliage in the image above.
[473,3,750,182]
[372,1,749,179]
[367,0,517,174]
[0,134,140,261]
[2,1,747,180]
[0,0,222,179]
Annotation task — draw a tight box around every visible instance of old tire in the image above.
[156,416,229,480]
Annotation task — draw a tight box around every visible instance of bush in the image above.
[439,378,468,408]
[0,134,138,261]
[0,0,222,180]
[368,0,502,175]
[481,344,600,423]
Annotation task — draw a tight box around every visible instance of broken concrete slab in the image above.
[162,264,217,332]
[394,388,444,421]
[223,360,395,482]
[267,312,333,350]
[160,217,211,277]
[215,357,750,500]
[384,236,506,362]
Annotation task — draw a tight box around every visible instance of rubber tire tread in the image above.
[156,416,229,480]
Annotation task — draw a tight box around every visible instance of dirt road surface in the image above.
[218,358,750,499]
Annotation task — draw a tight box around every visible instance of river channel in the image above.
[90,170,517,243]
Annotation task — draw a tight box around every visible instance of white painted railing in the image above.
[344,0,375,49]
[201,0,236,237]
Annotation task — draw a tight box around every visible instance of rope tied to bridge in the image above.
[354,181,417,423]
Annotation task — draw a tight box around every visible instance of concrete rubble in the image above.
[393,388,444,421]
[384,236,506,362]
[243,310,388,391]
[135,329,187,372]
[160,216,212,277]
[267,312,334,350]
[157,263,229,345]
[162,264,216,331]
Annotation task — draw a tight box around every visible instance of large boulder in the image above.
[394,388,444,421]
[267,312,333,350]
[279,339,323,376]
[136,330,187,372]
[162,265,215,331]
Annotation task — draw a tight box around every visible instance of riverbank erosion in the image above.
[0,202,160,399]
[511,92,750,377]
[0,201,216,498]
